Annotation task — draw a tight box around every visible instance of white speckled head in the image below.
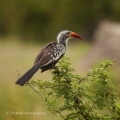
[57,30,83,46]
[57,30,72,44]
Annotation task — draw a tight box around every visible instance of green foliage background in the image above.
[0,0,120,42]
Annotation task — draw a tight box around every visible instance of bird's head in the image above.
[57,30,83,44]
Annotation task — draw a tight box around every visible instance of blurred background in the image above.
[0,0,120,119]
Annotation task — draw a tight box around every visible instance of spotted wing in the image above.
[37,43,65,68]
[34,42,55,65]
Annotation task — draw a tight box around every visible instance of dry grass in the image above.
[1,38,119,120]
[0,38,88,120]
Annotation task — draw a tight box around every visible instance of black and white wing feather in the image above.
[34,42,66,72]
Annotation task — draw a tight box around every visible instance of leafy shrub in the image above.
[27,57,120,120]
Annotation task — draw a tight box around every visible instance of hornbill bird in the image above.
[15,30,83,86]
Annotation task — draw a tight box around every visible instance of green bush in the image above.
[27,57,120,120]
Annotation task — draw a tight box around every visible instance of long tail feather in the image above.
[15,64,39,86]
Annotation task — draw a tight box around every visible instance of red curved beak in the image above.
[69,32,84,41]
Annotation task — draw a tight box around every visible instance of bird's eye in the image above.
[65,33,70,37]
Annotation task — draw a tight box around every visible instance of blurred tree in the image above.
[0,0,120,42]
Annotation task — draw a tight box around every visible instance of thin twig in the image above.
[29,84,45,100]
[28,83,65,119]
[16,70,21,77]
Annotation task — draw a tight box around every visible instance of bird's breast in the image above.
[51,44,66,61]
